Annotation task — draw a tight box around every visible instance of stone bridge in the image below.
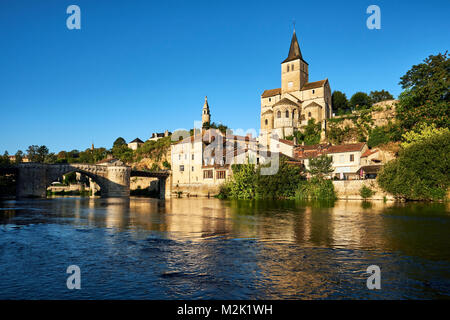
[13,163,171,199]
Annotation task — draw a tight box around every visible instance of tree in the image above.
[297,119,321,145]
[332,91,349,113]
[401,123,449,149]
[14,150,24,164]
[0,151,11,166]
[396,52,449,131]
[27,145,49,163]
[307,155,333,178]
[349,92,372,110]
[113,137,127,148]
[377,131,450,200]
[369,90,394,104]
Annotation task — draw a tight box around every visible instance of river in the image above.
[0,197,449,299]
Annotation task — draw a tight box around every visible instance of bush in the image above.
[377,131,450,200]
[360,185,375,200]
[294,177,336,201]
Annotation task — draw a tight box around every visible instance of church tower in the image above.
[281,30,309,94]
[201,96,211,127]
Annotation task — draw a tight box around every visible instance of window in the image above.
[179,165,184,172]
[265,119,268,125]
[269,98,271,102]
[216,171,226,179]
[192,166,194,172]
[308,112,311,117]
[285,110,289,118]
[292,110,295,119]
[192,154,194,160]
[312,90,315,94]
[330,156,333,162]
[277,111,281,118]
[203,170,213,179]
[350,154,354,162]
[291,64,294,71]
[287,65,290,72]
[178,154,181,160]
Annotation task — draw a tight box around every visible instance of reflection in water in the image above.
[0,197,449,299]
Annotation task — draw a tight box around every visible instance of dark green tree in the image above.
[14,150,24,164]
[396,52,450,131]
[349,92,372,110]
[113,137,127,148]
[369,90,394,104]
[377,131,450,200]
[332,91,349,113]
[27,145,49,163]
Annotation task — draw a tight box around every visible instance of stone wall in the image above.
[171,183,221,198]
[130,177,159,191]
[333,179,394,201]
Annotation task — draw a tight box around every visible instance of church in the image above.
[260,30,332,143]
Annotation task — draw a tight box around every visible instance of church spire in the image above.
[282,30,303,63]
[202,96,211,127]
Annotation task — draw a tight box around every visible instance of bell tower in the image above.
[202,96,211,127]
[281,30,309,94]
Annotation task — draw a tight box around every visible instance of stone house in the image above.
[127,138,144,150]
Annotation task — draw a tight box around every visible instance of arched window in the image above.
[285,110,289,118]
[287,65,290,72]
[277,111,281,118]
[292,110,296,119]
[265,119,268,125]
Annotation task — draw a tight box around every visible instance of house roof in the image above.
[261,88,281,98]
[281,31,307,64]
[326,143,366,154]
[361,149,379,157]
[279,139,295,146]
[301,79,327,90]
[130,138,144,144]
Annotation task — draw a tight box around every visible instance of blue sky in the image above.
[1,0,449,154]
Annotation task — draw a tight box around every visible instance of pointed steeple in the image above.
[282,30,303,63]
[202,96,211,127]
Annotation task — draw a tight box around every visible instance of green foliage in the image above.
[367,126,390,148]
[0,151,11,166]
[401,123,449,149]
[113,137,127,148]
[369,90,394,104]
[136,136,171,162]
[297,119,321,145]
[396,52,450,131]
[307,155,333,178]
[223,157,305,199]
[332,91,349,113]
[202,122,229,134]
[295,177,336,201]
[349,92,372,110]
[360,185,375,200]
[377,131,450,200]
[367,122,402,148]
[162,160,171,169]
[14,150,24,164]
[63,172,77,185]
[27,145,49,163]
